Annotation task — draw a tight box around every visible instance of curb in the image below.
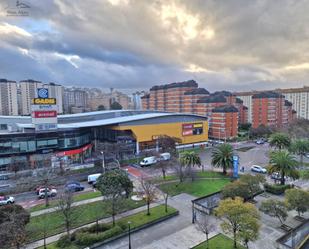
[90,210,180,248]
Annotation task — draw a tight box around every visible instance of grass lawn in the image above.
[29,191,102,212]
[152,171,228,183]
[193,234,246,249]
[26,198,145,242]
[158,178,230,197]
[39,205,177,249]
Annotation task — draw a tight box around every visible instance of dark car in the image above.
[65,181,85,192]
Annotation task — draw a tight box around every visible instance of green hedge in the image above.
[75,225,123,246]
[264,183,292,195]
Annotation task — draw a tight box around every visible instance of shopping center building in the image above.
[0,110,208,172]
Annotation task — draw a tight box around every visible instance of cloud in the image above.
[0,0,309,91]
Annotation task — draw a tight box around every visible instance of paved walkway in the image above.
[98,193,212,249]
[31,195,103,217]
[25,202,161,249]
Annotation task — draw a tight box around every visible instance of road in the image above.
[8,141,309,208]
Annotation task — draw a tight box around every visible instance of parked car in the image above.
[65,181,85,192]
[140,156,157,166]
[38,188,57,199]
[0,195,14,205]
[255,139,265,145]
[305,153,309,158]
[88,173,102,184]
[35,185,55,195]
[158,152,171,161]
[251,165,267,173]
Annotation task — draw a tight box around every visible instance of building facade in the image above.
[20,80,64,115]
[236,86,309,121]
[142,80,249,139]
[0,110,208,172]
[64,88,88,113]
[0,79,18,116]
[210,105,238,140]
[252,92,285,129]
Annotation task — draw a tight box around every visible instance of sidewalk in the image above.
[31,195,104,217]
[25,202,161,249]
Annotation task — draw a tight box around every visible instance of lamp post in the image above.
[100,151,105,173]
[128,221,132,249]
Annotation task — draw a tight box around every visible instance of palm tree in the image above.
[180,151,201,181]
[269,133,291,150]
[269,150,299,185]
[290,139,309,168]
[211,144,233,175]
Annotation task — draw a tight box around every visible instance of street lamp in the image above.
[128,221,132,249]
[100,151,105,173]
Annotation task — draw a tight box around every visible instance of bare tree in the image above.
[9,157,23,179]
[37,167,55,207]
[139,176,157,215]
[162,190,169,213]
[57,191,75,238]
[195,211,215,249]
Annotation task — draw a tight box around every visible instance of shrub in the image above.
[87,222,112,233]
[75,225,123,246]
[264,183,292,195]
[56,234,72,248]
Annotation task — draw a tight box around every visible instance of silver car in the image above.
[251,165,267,173]
[0,196,15,205]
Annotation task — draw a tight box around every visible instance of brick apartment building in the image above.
[142,80,248,140]
[210,105,238,140]
[252,91,294,129]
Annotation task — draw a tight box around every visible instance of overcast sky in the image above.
[1,0,309,92]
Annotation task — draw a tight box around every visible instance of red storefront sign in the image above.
[56,143,93,157]
[34,110,57,118]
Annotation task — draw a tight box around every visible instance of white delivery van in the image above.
[87,173,102,184]
[159,152,171,161]
[140,156,157,166]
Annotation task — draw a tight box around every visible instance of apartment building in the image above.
[236,86,309,121]
[20,80,64,115]
[210,105,238,140]
[252,92,286,129]
[142,80,248,140]
[64,88,88,113]
[0,79,18,116]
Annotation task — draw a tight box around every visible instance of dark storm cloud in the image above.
[0,0,309,90]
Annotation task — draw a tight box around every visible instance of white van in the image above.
[159,152,171,161]
[140,156,157,166]
[87,173,102,184]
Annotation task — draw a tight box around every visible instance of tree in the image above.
[211,143,233,175]
[180,151,201,181]
[110,101,122,110]
[269,133,291,150]
[240,174,265,200]
[259,199,288,225]
[215,197,260,248]
[222,181,251,201]
[97,105,106,111]
[249,124,272,138]
[37,167,55,207]
[285,188,309,217]
[157,135,181,156]
[0,204,30,249]
[9,158,23,179]
[58,191,75,237]
[155,155,177,180]
[96,169,133,225]
[268,150,299,185]
[139,176,157,215]
[195,211,215,249]
[290,139,309,168]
